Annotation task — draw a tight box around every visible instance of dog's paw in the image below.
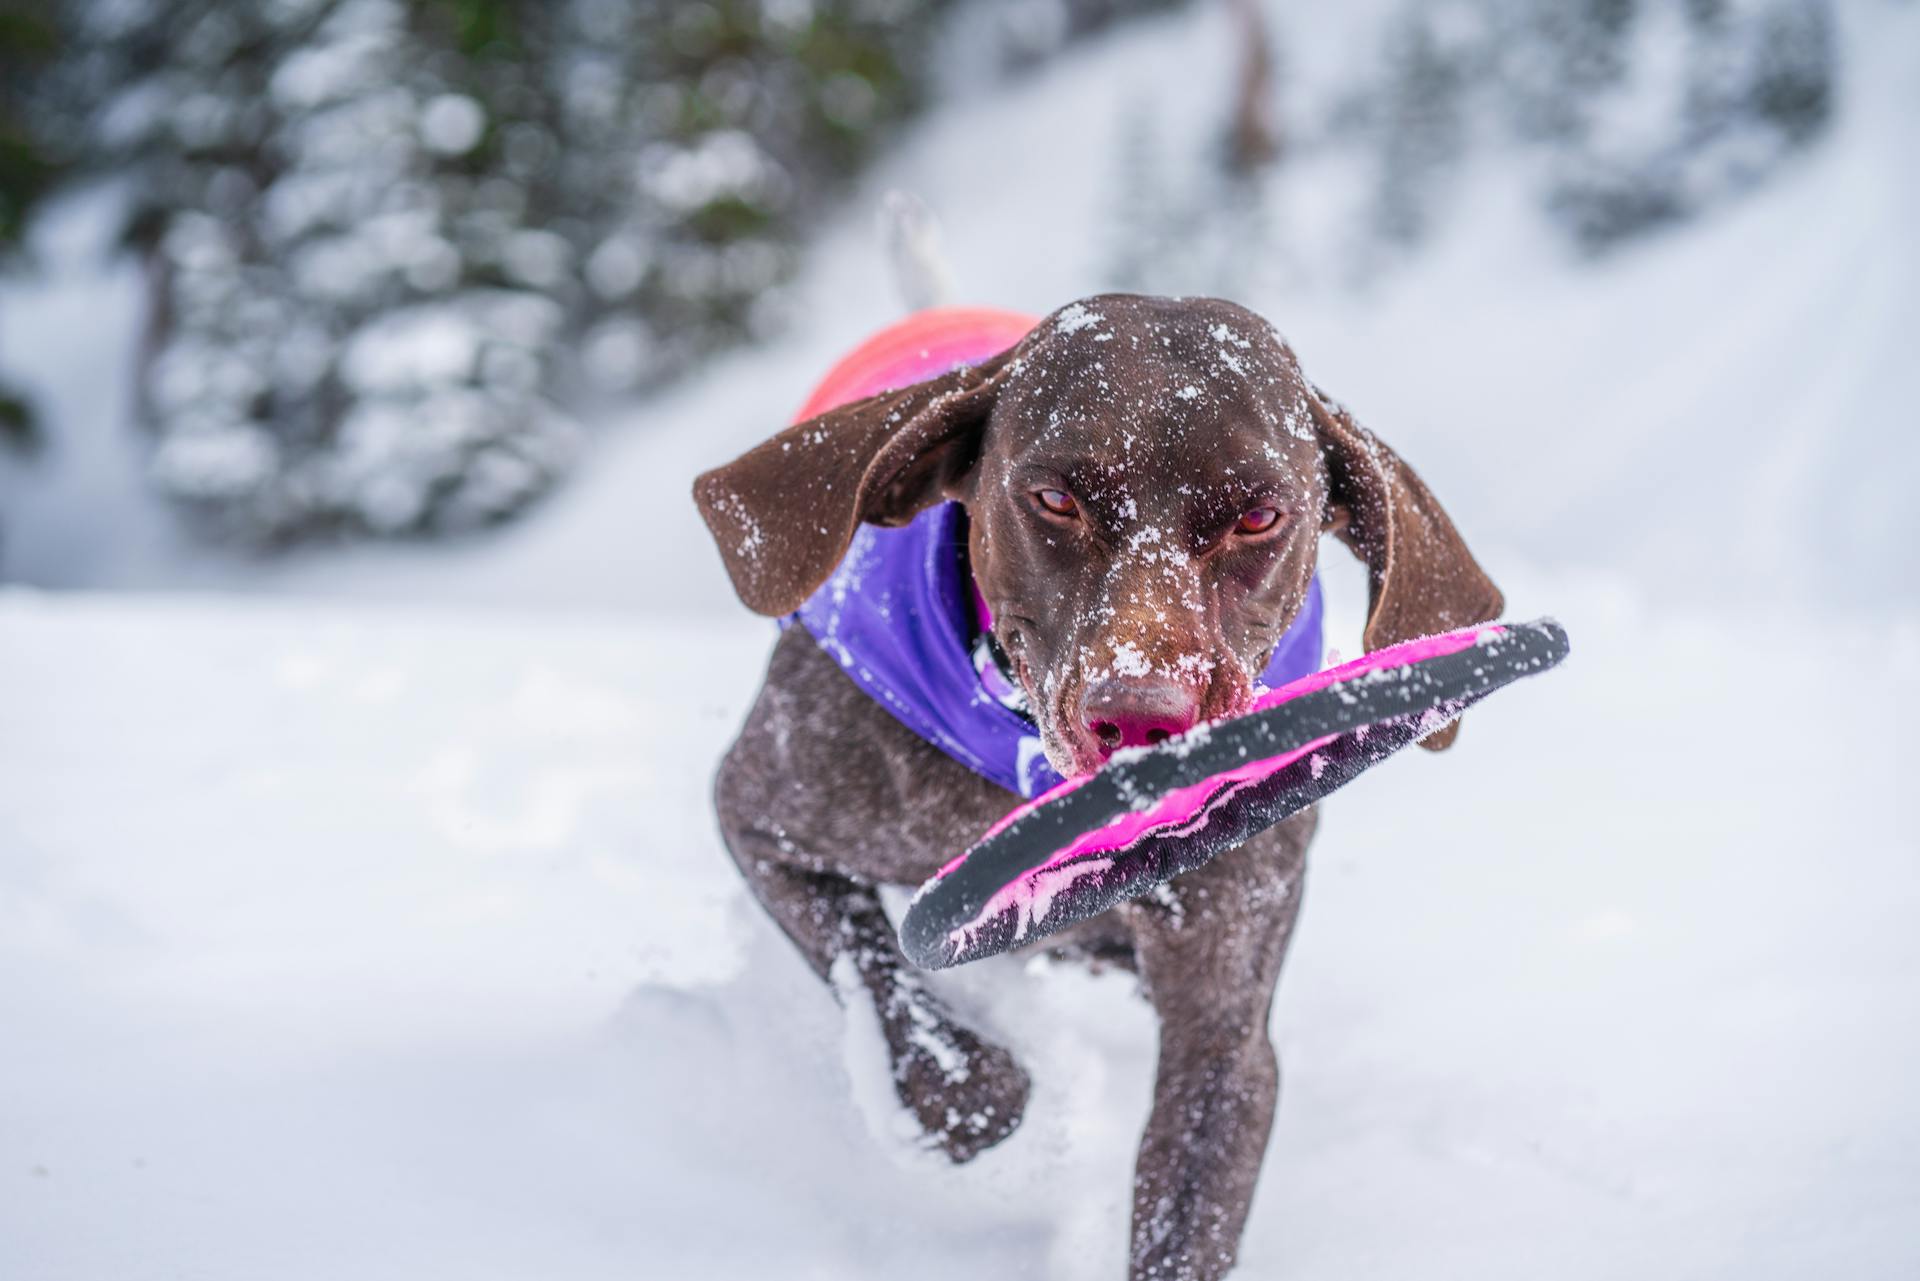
[886,998,1030,1163]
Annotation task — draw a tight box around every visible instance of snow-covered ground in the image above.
[3,0,1918,1276]
[4,583,1915,1280]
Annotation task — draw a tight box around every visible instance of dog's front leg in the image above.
[712,633,1031,1162]
[714,807,1030,1163]
[1125,810,1313,1281]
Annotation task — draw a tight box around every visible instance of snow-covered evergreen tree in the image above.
[41,0,582,539]
[0,2,59,456]
[1369,2,1477,248]
[1101,0,1837,289]
[1387,0,1840,252]
[1523,0,1837,249]
[13,0,1838,542]
[27,0,980,541]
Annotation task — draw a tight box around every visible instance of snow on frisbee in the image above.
[899,618,1571,970]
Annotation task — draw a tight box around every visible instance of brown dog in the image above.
[694,294,1502,1279]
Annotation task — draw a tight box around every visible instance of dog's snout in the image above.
[1082,677,1202,755]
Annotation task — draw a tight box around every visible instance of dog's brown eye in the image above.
[1035,489,1078,518]
[1237,506,1282,535]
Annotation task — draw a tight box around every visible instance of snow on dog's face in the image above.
[695,293,1504,775]
[960,297,1323,777]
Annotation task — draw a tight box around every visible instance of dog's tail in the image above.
[880,191,957,313]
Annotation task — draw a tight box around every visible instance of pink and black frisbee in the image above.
[899,618,1570,970]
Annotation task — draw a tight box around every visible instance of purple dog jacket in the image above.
[792,503,1325,798]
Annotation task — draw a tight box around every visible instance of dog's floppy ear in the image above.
[1307,386,1504,751]
[693,349,1015,616]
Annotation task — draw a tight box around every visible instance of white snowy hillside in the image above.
[3,0,1918,1278]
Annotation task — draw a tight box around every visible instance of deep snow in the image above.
[3,0,1918,1276]
[3,586,1915,1280]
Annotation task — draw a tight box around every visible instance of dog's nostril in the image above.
[1083,677,1203,757]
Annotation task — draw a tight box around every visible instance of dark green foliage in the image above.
[0,8,59,249]
[0,383,37,454]
[14,0,971,540]
[0,127,56,250]
[0,5,60,457]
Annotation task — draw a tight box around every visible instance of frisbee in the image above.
[898,618,1570,970]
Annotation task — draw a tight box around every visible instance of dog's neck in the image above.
[959,521,1032,721]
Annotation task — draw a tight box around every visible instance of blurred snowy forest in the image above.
[0,0,1841,548]
[1,0,1191,539]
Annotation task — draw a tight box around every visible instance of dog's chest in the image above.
[743,627,1016,887]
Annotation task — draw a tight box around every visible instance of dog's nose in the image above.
[1082,678,1202,756]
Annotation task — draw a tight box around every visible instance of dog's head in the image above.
[696,294,1502,778]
